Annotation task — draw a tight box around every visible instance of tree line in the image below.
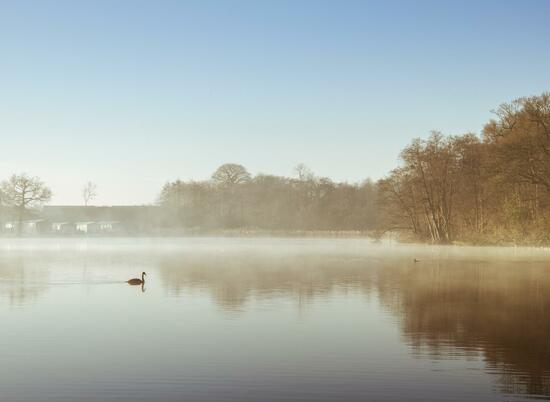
[377,92,550,244]
[2,92,549,243]
[158,163,378,232]
[158,92,550,243]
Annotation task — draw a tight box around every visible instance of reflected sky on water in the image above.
[1,238,549,401]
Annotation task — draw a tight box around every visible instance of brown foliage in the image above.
[378,92,550,244]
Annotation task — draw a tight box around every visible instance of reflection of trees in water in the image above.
[159,253,550,397]
[0,256,48,306]
[159,252,377,311]
[375,261,550,398]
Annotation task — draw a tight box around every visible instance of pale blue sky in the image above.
[1,0,549,205]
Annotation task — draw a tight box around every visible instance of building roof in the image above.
[5,219,45,224]
[41,205,159,223]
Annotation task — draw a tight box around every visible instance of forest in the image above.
[378,92,550,244]
[158,163,378,233]
[159,92,550,244]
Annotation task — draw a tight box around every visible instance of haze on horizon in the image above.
[1,0,549,205]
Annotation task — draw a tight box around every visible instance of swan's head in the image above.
[142,272,147,276]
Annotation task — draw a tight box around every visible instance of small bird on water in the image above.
[414,259,420,263]
[127,272,146,285]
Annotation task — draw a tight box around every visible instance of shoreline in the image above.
[0,230,550,249]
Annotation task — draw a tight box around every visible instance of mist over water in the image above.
[1,237,549,401]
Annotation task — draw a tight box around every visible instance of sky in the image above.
[1,0,549,205]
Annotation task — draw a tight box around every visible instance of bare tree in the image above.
[294,163,315,181]
[211,164,251,186]
[484,93,550,191]
[1,174,52,235]
[82,181,98,206]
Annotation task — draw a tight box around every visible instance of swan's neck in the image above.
[142,273,145,282]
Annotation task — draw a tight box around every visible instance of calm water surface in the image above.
[1,237,549,402]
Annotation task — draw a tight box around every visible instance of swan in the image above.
[127,272,146,285]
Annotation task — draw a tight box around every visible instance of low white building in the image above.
[96,221,121,233]
[3,220,49,235]
[75,221,121,234]
[75,221,95,234]
[51,222,76,234]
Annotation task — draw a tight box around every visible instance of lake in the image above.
[1,237,549,402]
